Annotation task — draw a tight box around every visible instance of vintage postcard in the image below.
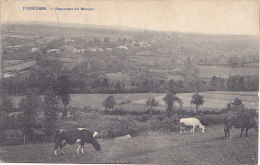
[0,0,259,164]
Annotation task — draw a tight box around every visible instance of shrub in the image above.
[102,116,148,138]
[149,115,180,132]
[161,116,181,132]
[104,108,129,115]
[1,129,24,146]
[197,114,224,126]
[135,114,150,122]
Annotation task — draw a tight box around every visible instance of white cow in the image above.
[179,118,205,134]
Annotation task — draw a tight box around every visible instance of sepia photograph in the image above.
[0,0,259,164]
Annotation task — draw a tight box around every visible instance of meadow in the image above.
[0,126,257,164]
[11,91,258,111]
[198,65,259,78]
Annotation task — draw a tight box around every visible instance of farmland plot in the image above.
[0,126,257,164]
[134,91,258,110]
[11,91,258,111]
[198,65,259,78]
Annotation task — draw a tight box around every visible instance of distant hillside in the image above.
[1,22,259,82]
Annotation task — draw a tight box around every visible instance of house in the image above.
[106,48,112,51]
[47,49,61,53]
[118,46,128,50]
[97,48,104,52]
[31,47,38,52]
[72,48,85,53]
[89,48,97,53]
[2,72,16,78]
[7,112,24,120]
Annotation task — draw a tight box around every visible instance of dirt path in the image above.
[0,126,257,164]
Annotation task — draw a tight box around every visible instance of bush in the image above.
[1,129,24,146]
[197,114,224,126]
[149,115,180,132]
[104,108,129,115]
[135,114,150,122]
[176,109,196,116]
[161,116,181,132]
[102,116,148,138]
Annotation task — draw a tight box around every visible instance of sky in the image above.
[1,0,259,35]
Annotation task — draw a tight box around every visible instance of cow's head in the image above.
[80,130,101,151]
[93,131,98,137]
[199,125,205,133]
[253,120,258,132]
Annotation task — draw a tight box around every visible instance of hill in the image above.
[1,22,259,94]
[0,126,257,164]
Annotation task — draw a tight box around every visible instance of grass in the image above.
[198,65,259,78]
[11,91,258,110]
[0,125,257,164]
[133,91,258,110]
[4,60,37,71]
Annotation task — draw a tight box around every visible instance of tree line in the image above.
[2,73,258,96]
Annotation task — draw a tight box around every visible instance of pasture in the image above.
[198,65,259,78]
[3,60,37,72]
[134,91,258,110]
[0,126,257,164]
[11,91,258,111]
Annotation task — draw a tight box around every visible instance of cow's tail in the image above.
[224,118,228,138]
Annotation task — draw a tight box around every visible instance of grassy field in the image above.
[0,125,257,164]
[198,65,259,78]
[4,60,37,72]
[12,91,258,111]
[134,91,258,110]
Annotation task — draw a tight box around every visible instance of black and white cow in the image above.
[54,128,101,156]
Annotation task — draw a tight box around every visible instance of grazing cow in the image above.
[224,114,258,138]
[54,128,101,156]
[180,118,205,134]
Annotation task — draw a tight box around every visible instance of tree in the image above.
[226,97,245,112]
[146,97,159,110]
[53,71,71,119]
[104,37,110,44]
[19,88,42,142]
[190,92,205,112]
[182,57,199,82]
[43,88,60,140]
[103,95,116,111]
[163,91,182,115]
[0,89,14,115]
[102,78,109,88]
[59,94,71,119]
[115,81,122,92]
[0,89,14,143]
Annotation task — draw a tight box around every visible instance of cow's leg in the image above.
[80,141,85,153]
[240,128,244,137]
[77,145,81,154]
[81,145,84,153]
[245,128,249,137]
[192,126,195,133]
[54,141,60,156]
[227,128,231,138]
[61,145,65,155]
[180,127,184,134]
[54,150,58,156]
[224,127,227,138]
